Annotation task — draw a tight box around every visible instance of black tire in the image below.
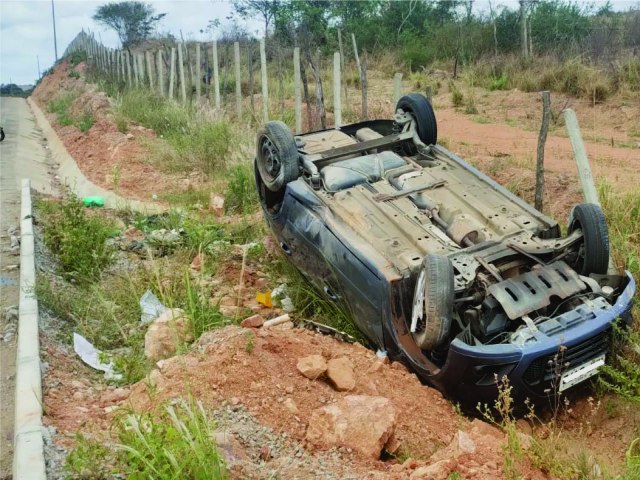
[256,121,299,192]
[411,254,454,350]
[396,93,438,147]
[567,203,610,275]
[0,128,4,142]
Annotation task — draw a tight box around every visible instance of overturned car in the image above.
[254,93,635,408]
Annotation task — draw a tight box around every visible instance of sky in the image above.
[0,0,637,86]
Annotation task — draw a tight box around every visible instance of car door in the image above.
[280,188,385,346]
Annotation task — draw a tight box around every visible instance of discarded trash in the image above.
[140,289,166,324]
[272,284,295,312]
[376,349,388,360]
[73,332,122,380]
[263,313,291,328]
[256,290,273,308]
[82,196,105,207]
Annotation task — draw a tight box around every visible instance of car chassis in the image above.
[254,94,635,408]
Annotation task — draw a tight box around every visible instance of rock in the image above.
[10,235,19,248]
[190,253,202,271]
[148,369,165,388]
[305,395,397,459]
[126,133,134,140]
[240,314,265,328]
[284,398,298,414]
[101,387,130,405]
[430,430,477,463]
[410,460,451,480]
[148,229,182,246]
[296,355,327,380]
[209,194,225,217]
[214,430,248,466]
[3,306,18,323]
[144,308,193,361]
[327,357,356,391]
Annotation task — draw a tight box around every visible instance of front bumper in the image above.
[425,273,635,408]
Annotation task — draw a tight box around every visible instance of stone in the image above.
[3,306,18,323]
[148,229,182,246]
[214,430,248,466]
[410,460,451,480]
[240,314,265,328]
[306,395,397,460]
[144,308,193,361]
[10,235,19,248]
[101,387,130,405]
[190,253,202,271]
[209,194,225,217]
[296,354,327,380]
[327,357,356,391]
[219,305,239,317]
[430,430,477,463]
[284,398,298,414]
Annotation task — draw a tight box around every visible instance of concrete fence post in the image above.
[133,53,140,87]
[212,40,220,109]
[293,47,302,133]
[234,41,242,117]
[195,43,201,98]
[157,50,165,97]
[177,42,187,103]
[393,73,403,106]
[145,50,154,89]
[260,38,269,123]
[333,52,342,128]
[169,47,176,99]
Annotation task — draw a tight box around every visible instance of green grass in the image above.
[224,164,258,215]
[64,400,227,478]
[38,193,116,283]
[47,91,94,132]
[117,89,233,174]
[48,93,76,126]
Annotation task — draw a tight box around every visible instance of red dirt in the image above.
[31,60,189,203]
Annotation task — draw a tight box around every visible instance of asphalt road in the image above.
[0,96,56,477]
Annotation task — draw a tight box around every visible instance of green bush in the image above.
[48,93,76,126]
[38,193,116,283]
[115,400,227,479]
[224,164,258,215]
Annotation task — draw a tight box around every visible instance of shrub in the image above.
[38,192,116,283]
[48,93,76,126]
[224,164,258,215]
[115,400,227,479]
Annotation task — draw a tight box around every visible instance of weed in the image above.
[450,82,464,107]
[37,193,116,283]
[64,433,114,477]
[48,92,76,126]
[224,164,258,215]
[488,73,509,91]
[76,112,94,132]
[114,113,128,133]
[244,330,255,353]
[115,399,227,479]
[68,70,80,79]
[161,188,210,208]
[68,50,87,66]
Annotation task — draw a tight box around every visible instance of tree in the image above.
[93,1,166,48]
[233,0,281,37]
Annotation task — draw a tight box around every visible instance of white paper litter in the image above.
[140,289,166,324]
[272,284,295,312]
[73,332,122,380]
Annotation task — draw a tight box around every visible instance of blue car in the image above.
[254,93,635,409]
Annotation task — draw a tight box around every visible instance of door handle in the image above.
[324,285,339,301]
[280,242,291,255]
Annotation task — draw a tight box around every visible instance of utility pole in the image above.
[37,56,41,79]
[51,0,58,61]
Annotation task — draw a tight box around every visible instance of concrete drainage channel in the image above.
[13,179,46,480]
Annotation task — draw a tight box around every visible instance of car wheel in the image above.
[567,203,610,275]
[0,128,4,142]
[396,93,438,148]
[256,121,299,192]
[411,254,453,351]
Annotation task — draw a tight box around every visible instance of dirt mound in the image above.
[121,324,531,478]
[31,60,187,203]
